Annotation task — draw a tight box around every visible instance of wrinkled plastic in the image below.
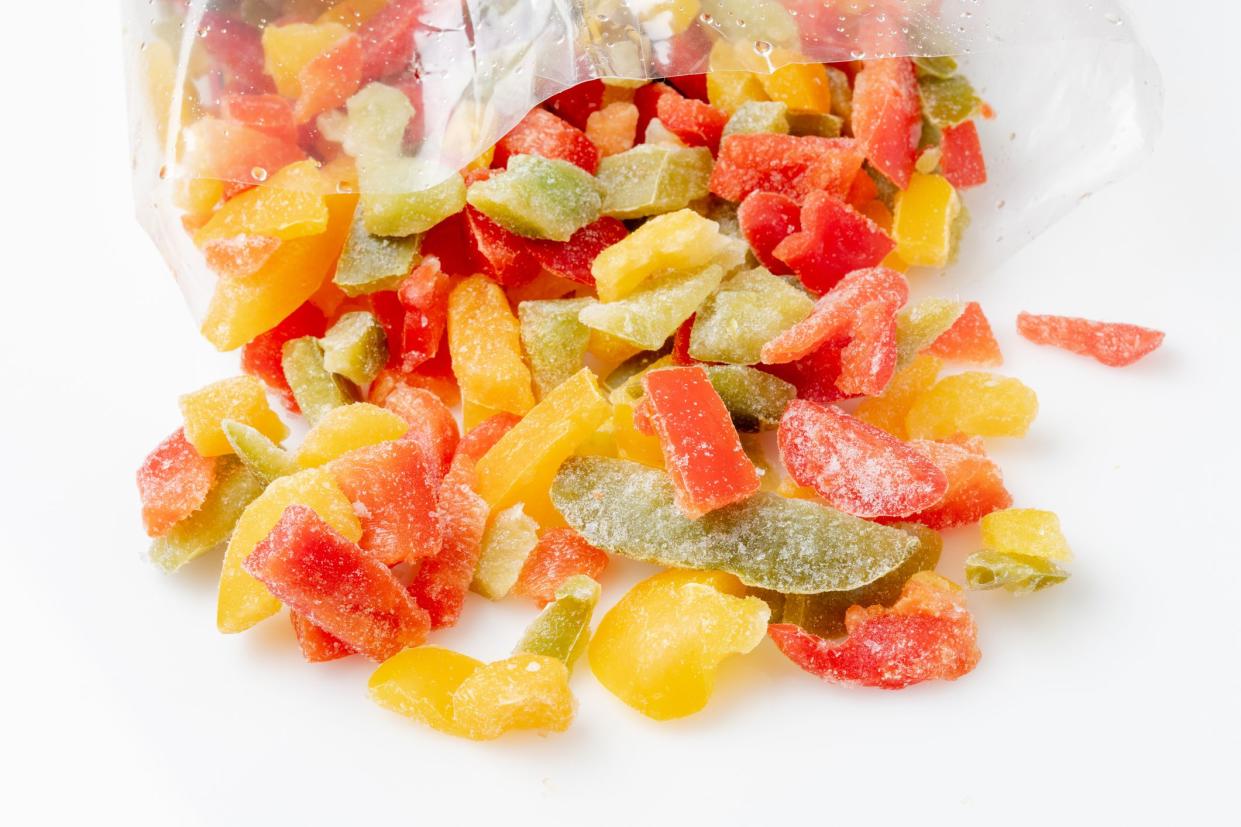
[124,1,1161,333]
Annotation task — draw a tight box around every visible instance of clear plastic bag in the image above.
[123,0,1161,336]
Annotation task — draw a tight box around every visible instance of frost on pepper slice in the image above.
[769,572,979,689]
[149,458,264,574]
[704,365,797,432]
[466,154,603,242]
[688,268,814,365]
[394,256,450,371]
[494,107,600,173]
[551,457,919,593]
[737,191,799,274]
[591,208,743,302]
[332,208,420,296]
[709,134,865,204]
[1016,313,1164,367]
[905,372,1038,440]
[217,467,362,633]
[471,505,540,600]
[282,336,356,426]
[981,508,1073,563]
[472,368,611,526]
[928,301,1002,366]
[180,376,289,458]
[222,418,296,484]
[320,311,388,386]
[588,569,769,720]
[773,192,895,295]
[765,523,942,639]
[836,297,900,397]
[193,159,330,246]
[329,438,441,565]
[373,384,458,481]
[851,57,922,189]
[579,264,728,351]
[899,438,1012,530]
[939,121,987,189]
[761,266,909,365]
[446,275,535,417]
[722,100,790,137]
[369,648,574,740]
[137,428,218,537]
[243,505,429,660]
[515,574,601,668]
[518,299,595,399]
[778,400,948,519]
[408,414,519,629]
[595,144,713,219]
[640,366,761,517]
[357,158,466,237]
[514,528,610,608]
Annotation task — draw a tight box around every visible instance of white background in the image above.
[2,2,1238,824]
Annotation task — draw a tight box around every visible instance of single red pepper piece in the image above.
[396,256,450,371]
[544,79,605,130]
[641,366,761,518]
[1017,312,1164,367]
[418,212,474,276]
[710,134,865,204]
[137,428,218,538]
[244,505,431,661]
[220,94,298,145]
[737,191,800,275]
[290,612,355,663]
[773,193,895,294]
[836,298,899,397]
[293,33,363,124]
[330,439,442,566]
[407,414,520,629]
[939,120,988,189]
[359,0,424,82]
[383,384,459,483]
[778,400,948,519]
[656,92,728,152]
[769,573,979,689]
[851,57,921,189]
[514,528,610,607]
[494,108,600,173]
[927,301,1003,366]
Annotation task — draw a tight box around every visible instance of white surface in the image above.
[2,2,1239,824]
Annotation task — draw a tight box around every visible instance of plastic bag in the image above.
[122,0,1161,341]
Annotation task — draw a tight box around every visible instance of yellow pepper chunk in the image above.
[854,353,942,439]
[588,569,770,720]
[202,192,356,351]
[180,376,288,458]
[175,177,226,225]
[758,60,832,115]
[194,160,330,246]
[369,647,482,736]
[893,172,961,268]
[217,468,362,633]
[588,330,642,378]
[981,509,1073,562]
[261,21,351,99]
[906,371,1038,439]
[591,209,738,302]
[707,71,770,116]
[474,369,611,518]
[447,275,535,417]
[369,649,574,740]
[295,403,408,468]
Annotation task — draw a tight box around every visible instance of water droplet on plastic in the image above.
[251,167,268,182]
[753,40,773,57]
[699,12,715,26]
[336,181,354,194]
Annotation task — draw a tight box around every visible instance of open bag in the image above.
[122,0,1162,342]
